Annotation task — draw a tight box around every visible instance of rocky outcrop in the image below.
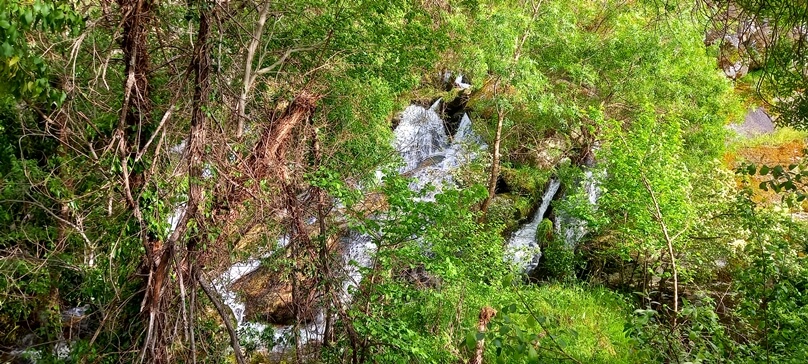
[727,107,775,137]
[705,4,772,80]
[231,264,313,326]
[230,233,341,326]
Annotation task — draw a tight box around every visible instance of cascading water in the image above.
[337,101,485,298]
[215,258,263,326]
[213,99,485,352]
[506,166,602,274]
[554,170,601,249]
[393,100,485,198]
[506,178,561,272]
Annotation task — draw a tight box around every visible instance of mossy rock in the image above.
[500,166,550,197]
[488,193,534,233]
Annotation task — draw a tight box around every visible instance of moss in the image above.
[510,194,533,219]
[487,193,537,234]
[500,165,551,197]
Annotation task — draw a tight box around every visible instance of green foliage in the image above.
[730,195,808,362]
[2,0,805,361]
[626,298,736,362]
[534,238,578,283]
[597,110,693,259]
[731,126,808,148]
[483,284,643,363]
[737,160,808,206]
[0,0,83,103]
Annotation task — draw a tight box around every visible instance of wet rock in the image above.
[231,265,317,326]
[728,107,775,137]
[230,234,343,326]
[398,264,442,289]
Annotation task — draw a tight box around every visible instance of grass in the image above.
[489,283,648,364]
[730,126,808,149]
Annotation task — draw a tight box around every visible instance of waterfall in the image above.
[393,101,449,174]
[506,167,602,274]
[214,258,262,326]
[393,101,485,199]
[506,179,561,273]
[554,170,601,248]
[341,231,376,298]
[213,100,485,352]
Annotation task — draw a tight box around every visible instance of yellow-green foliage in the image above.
[483,284,647,364]
[731,126,808,148]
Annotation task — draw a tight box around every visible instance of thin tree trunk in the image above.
[236,0,272,138]
[480,2,541,213]
[471,307,497,364]
[198,274,246,364]
[481,107,503,213]
[641,175,680,323]
[137,0,212,360]
[311,127,334,345]
[184,0,211,254]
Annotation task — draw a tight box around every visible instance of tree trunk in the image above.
[136,0,213,361]
[641,175,680,324]
[481,108,503,213]
[471,307,497,364]
[235,1,272,138]
[311,127,334,345]
[198,274,246,364]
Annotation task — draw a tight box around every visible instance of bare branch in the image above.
[198,273,246,364]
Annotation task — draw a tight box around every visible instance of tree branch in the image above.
[641,173,680,321]
[198,274,246,364]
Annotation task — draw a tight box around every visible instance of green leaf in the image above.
[499,325,510,335]
[759,165,770,175]
[0,42,12,57]
[465,332,476,352]
[528,346,538,361]
[23,9,34,26]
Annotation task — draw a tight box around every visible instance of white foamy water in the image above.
[506,178,561,272]
[216,100,487,352]
[555,170,601,248]
[393,101,486,199]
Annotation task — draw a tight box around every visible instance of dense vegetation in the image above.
[0,0,806,363]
